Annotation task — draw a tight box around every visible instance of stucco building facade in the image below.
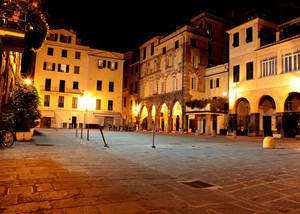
[138,12,232,132]
[227,17,300,137]
[34,29,124,129]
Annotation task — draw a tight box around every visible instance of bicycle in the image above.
[0,120,14,147]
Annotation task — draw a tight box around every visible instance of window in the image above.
[207,23,213,35]
[143,47,146,59]
[192,56,199,68]
[208,43,212,56]
[124,77,127,88]
[58,64,69,73]
[191,78,197,90]
[135,82,138,93]
[61,49,67,58]
[246,27,253,43]
[191,38,196,47]
[45,79,51,91]
[233,65,240,82]
[161,81,166,94]
[233,32,239,47]
[111,62,118,70]
[72,97,78,109]
[216,78,219,88]
[123,97,126,107]
[107,61,111,69]
[109,82,114,92]
[260,57,277,77]
[130,83,133,94]
[59,80,65,92]
[246,61,254,80]
[98,59,107,69]
[282,51,300,73]
[96,99,101,110]
[73,81,78,90]
[97,80,102,91]
[47,33,57,41]
[163,47,166,55]
[43,62,55,71]
[151,42,154,56]
[60,35,71,43]
[44,95,50,107]
[210,79,213,89]
[75,51,81,59]
[108,100,113,111]
[74,66,80,74]
[175,40,179,49]
[47,47,53,56]
[173,78,178,91]
[58,96,64,108]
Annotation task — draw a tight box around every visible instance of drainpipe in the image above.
[180,33,186,132]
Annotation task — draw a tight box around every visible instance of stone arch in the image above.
[140,105,148,131]
[283,92,300,137]
[235,98,250,133]
[258,95,276,136]
[157,102,169,132]
[170,101,183,131]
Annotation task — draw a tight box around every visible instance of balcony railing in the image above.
[40,86,84,95]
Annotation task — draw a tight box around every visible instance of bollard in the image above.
[211,130,216,137]
[76,126,78,137]
[99,126,109,148]
[87,124,89,141]
[195,130,199,136]
[81,125,83,139]
[263,136,275,149]
[152,121,156,148]
[232,130,236,139]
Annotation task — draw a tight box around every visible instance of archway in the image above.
[160,103,168,132]
[259,96,276,136]
[140,106,148,130]
[283,92,300,137]
[236,98,250,134]
[172,101,182,131]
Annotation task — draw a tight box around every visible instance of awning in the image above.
[93,112,121,118]
[41,110,55,118]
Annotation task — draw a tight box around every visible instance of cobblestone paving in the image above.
[1,129,300,213]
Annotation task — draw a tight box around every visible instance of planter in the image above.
[15,132,32,141]
[15,132,24,141]
[273,133,282,139]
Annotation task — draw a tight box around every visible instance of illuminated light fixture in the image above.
[222,91,227,97]
[25,78,31,84]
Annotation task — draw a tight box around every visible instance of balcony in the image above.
[40,86,84,95]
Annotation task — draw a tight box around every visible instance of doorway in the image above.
[72,116,77,128]
[263,116,272,136]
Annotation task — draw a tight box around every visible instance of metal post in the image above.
[76,125,78,137]
[152,121,156,148]
[87,124,89,141]
[99,126,109,148]
[81,125,83,139]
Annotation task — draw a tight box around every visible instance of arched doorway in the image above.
[140,106,148,130]
[160,103,168,132]
[259,96,276,136]
[284,92,300,137]
[172,101,182,131]
[236,98,250,135]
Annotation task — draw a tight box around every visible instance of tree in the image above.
[6,80,41,132]
[1,0,49,51]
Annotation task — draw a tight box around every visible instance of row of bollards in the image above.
[75,125,109,148]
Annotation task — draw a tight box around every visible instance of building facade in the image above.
[34,29,124,129]
[121,51,139,130]
[138,12,232,132]
[186,63,229,134]
[227,17,300,137]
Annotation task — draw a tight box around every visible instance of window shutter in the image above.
[52,63,55,71]
[43,62,47,70]
[103,60,106,68]
[58,64,61,72]
[68,36,72,43]
[54,33,58,41]
[66,65,69,73]
[115,62,118,70]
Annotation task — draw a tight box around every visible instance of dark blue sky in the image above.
[44,0,300,53]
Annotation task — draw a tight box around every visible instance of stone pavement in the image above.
[1,129,300,213]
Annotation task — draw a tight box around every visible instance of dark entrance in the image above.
[189,119,196,133]
[161,119,165,131]
[283,114,299,138]
[203,118,206,134]
[176,115,180,131]
[263,116,272,136]
[41,117,51,128]
[212,115,217,132]
[72,116,77,128]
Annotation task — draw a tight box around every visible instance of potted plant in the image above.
[6,80,41,141]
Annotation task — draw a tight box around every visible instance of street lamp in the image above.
[25,78,31,84]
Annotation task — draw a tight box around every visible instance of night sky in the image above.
[44,0,300,53]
